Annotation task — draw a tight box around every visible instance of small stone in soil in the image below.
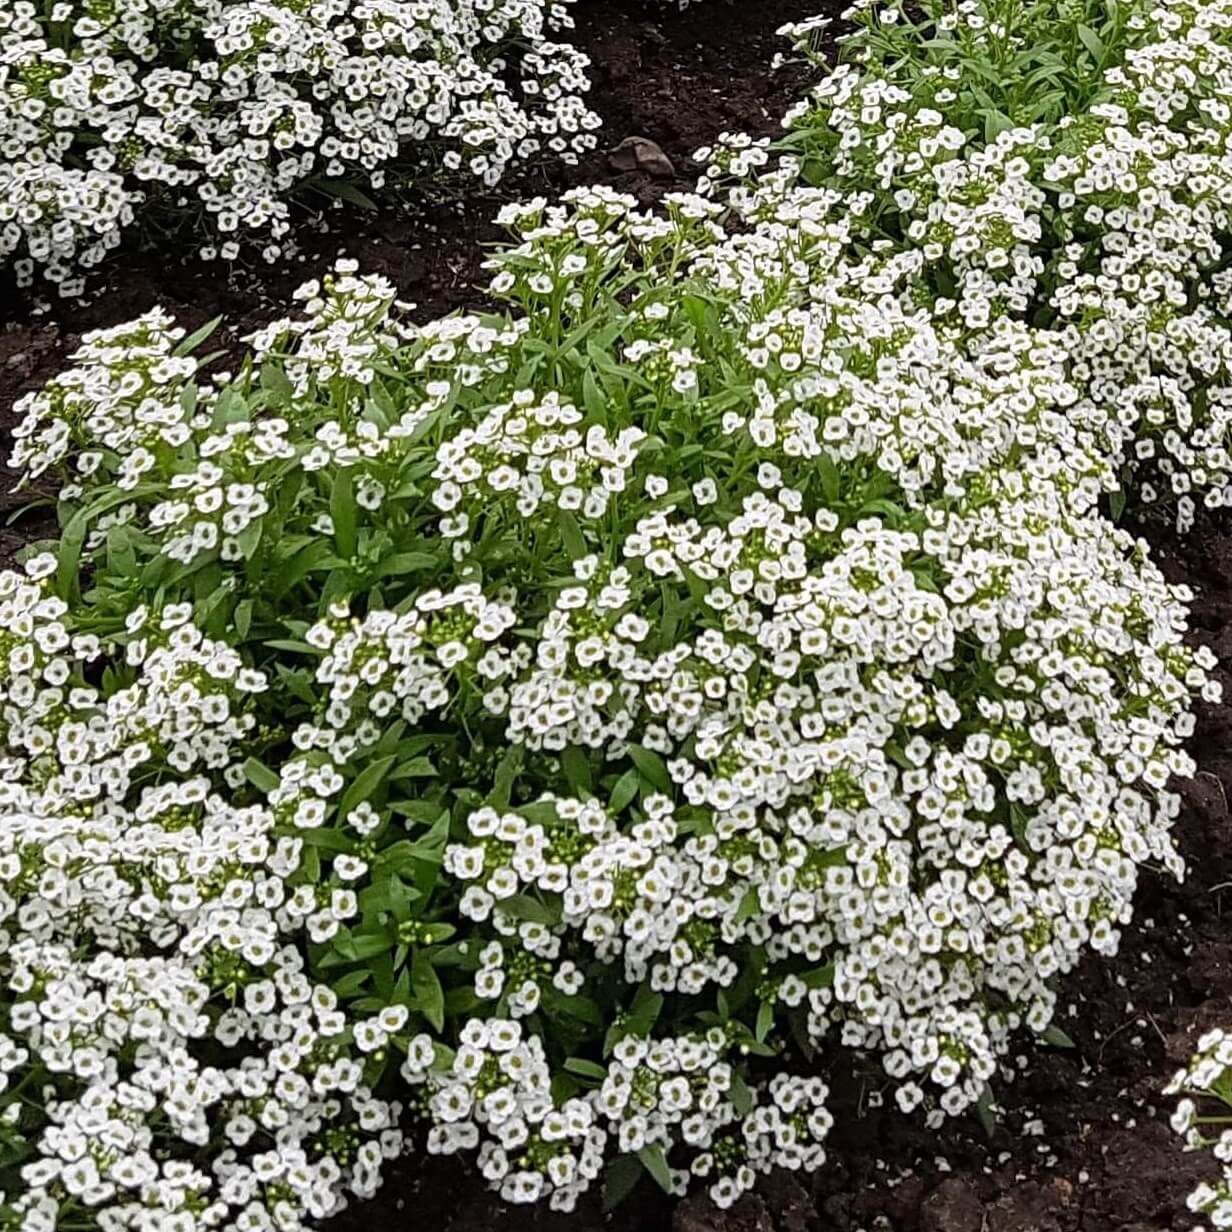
[609,135,677,177]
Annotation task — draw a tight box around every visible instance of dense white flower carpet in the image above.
[4,0,1232,1228]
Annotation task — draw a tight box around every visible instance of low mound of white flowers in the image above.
[2,176,1218,1224]
[0,0,600,295]
[744,0,1232,530]
[1168,1030,1232,1228]
[3,0,1231,1225]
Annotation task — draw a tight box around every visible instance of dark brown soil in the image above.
[3,2,1232,1230]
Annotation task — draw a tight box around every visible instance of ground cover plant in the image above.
[0,0,601,297]
[1170,1031,1232,1228]
[3,0,1232,1228]
[761,0,1232,531]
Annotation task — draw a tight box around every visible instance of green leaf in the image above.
[1108,486,1127,522]
[561,745,592,796]
[387,756,438,781]
[211,383,249,429]
[1041,1023,1076,1049]
[235,520,262,561]
[558,508,587,560]
[609,767,641,815]
[330,470,358,559]
[636,1145,674,1195]
[332,929,394,961]
[374,551,438,579]
[412,950,446,1032]
[445,987,483,1016]
[233,598,254,640]
[309,176,380,211]
[603,1154,644,1212]
[735,886,761,924]
[489,745,524,809]
[550,993,604,1026]
[564,1057,609,1081]
[982,107,1014,143]
[1076,23,1105,60]
[336,755,398,824]
[583,368,608,423]
[260,359,293,401]
[729,1071,754,1117]
[499,894,557,926]
[756,999,775,1043]
[628,746,673,795]
[817,450,842,505]
[172,316,223,358]
[801,962,835,989]
[626,988,663,1037]
[56,486,154,601]
[974,1084,999,1138]
[243,757,281,795]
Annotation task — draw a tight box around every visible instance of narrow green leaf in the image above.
[1041,1023,1076,1049]
[609,767,641,815]
[336,755,398,824]
[172,315,223,358]
[817,450,842,505]
[330,470,357,559]
[636,1145,674,1195]
[756,999,775,1043]
[628,746,673,794]
[974,1084,999,1138]
[489,745,524,810]
[243,757,281,795]
[412,950,446,1032]
[558,508,587,560]
[561,745,592,795]
[603,1154,644,1212]
[564,1057,609,1081]
[583,368,608,422]
[729,1071,754,1117]
[233,598,254,640]
[1076,23,1105,60]
[260,359,293,401]
[310,176,380,211]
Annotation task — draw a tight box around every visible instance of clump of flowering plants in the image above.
[2,133,1217,1224]
[0,0,600,295]
[751,0,1232,529]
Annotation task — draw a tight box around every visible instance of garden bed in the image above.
[0,0,829,570]
[3,0,1232,1229]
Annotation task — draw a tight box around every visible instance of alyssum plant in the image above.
[3,0,1232,1225]
[0,0,600,296]
[0,180,1217,1228]
[1169,1031,1232,1228]
[749,0,1232,532]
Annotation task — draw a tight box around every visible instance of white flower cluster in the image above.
[13,218,1218,1213]
[0,0,600,293]
[758,0,1232,526]
[6,0,1232,1216]
[0,561,404,1230]
[1168,1029,1232,1228]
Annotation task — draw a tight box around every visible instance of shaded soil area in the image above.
[3,1,1232,1230]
